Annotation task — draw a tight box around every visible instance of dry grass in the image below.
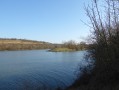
[49,47,76,52]
[0,38,53,50]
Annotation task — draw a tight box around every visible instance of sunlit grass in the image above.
[50,48,76,52]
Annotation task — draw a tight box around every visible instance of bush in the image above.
[68,0,119,90]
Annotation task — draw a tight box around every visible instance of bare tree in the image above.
[75,0,119,89]
[62,40,78,50]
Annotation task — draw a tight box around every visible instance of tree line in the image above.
[54,40,88,51]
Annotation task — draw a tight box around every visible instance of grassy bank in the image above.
[49,40,87,52]
[49,47,76,52]
[0,38,54,51]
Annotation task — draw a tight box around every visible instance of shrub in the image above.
[69,0,119,90]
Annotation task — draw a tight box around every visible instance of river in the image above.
[0,50,86,90]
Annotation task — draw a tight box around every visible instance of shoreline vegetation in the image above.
[50,40,87,52]
[0,38,87,52]
[67,0,119,90]
[49,48,76,52]
[0,38,54,51]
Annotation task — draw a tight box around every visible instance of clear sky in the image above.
[0,0,91,43]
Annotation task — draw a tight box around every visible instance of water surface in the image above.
[0,50,86,90]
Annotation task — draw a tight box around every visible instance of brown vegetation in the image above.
[50,40,88,52]
[0,38,54,50]
[68,0,119,90]
[62,40,87,51]
[62,40,79,50]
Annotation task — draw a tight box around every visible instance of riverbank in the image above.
[0,38,54,51]
[49,47,77,52]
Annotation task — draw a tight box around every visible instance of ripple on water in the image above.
[0,50,86,90]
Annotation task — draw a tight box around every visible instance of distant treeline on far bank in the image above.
[51,40,88,52]
[0,38,88,51]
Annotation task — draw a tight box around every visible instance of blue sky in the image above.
[0,0,91,43]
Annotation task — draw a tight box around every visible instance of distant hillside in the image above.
[0,38,54,51]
